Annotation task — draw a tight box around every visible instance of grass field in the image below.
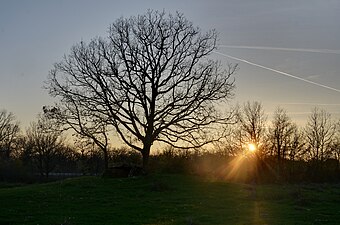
[1,174,340,225]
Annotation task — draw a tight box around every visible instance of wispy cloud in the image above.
[287,112,340,115]
[267,111,340,117]
[218,45,340,55]
[306,75,320,80]
[213,51,340,94]
[279,103,340,106]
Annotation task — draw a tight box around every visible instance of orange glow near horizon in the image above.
[248,143,257,152]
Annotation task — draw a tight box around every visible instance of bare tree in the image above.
[46,11,236,169]
[286,125,305,161]
[212,125,242,157]
[26,115,64,178]
[268,108,306,180]
[0,110,20,159]
[268,107,295,161]
[43,105,111,170]
[305,108,336,162]
[237,101,267,158]
[330,135,340,171]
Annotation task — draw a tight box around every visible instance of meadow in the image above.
[1,174,340,225]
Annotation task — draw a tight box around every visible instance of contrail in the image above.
[218,45,340,54]
[213,51,340,93]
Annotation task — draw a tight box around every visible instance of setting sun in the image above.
[248,143,256,152]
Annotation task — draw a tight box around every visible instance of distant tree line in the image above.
[1,102,340,183]
[218,101,340,183]
[0,110,141,182]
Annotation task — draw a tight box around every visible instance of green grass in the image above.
[1,175,340,225]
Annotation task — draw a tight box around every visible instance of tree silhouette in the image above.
[26,115,64,178]
[269,107,295,161]
[268,107,301,180]
[237,101,267,158]
[0,110,20,159]
[305,107,336,162]
[43,105,111,170]
[46,11,236,169]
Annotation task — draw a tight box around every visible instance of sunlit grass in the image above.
[0,175,340,224]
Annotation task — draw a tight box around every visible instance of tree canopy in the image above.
[46,10,236,168]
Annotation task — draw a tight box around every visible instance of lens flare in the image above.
[248,143,256,152]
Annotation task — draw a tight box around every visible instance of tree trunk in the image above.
[142,146,151,170]
[277,142,281,181]
[5,146,11,159]
[103,149,109,171]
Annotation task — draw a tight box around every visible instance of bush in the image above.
[0,159,35,183]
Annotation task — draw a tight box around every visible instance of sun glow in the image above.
[248,143,257,152]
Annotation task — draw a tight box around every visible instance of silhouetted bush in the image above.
[148,148,192,174]
[110,147,142,165]
[102,163,146,178]
[0,159,35,183]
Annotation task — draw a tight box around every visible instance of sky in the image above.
[1,0,340,129]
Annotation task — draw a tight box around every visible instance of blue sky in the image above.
[1,0,340,128]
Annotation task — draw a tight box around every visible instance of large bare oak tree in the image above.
[46,11,236,168]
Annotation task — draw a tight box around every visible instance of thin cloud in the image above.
[279,103,340,106]
[213,51,340,94]
[218,45,340,55]
[267,111,340,116]
[287,112,340,115]
[306,75,320,80]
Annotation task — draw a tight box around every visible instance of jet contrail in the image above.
[218,45,340,54]
[213,51,340,93]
